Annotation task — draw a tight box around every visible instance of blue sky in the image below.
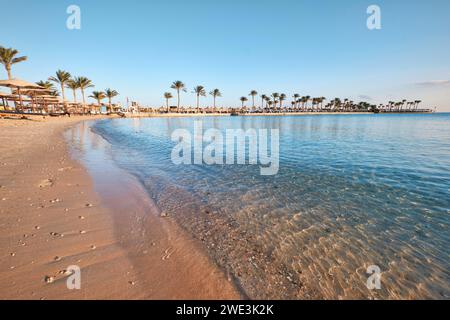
[1,0,449,110]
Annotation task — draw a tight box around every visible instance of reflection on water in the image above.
[78,114,449,299]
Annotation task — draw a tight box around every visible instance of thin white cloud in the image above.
[415,80,450,86]
[358,95,372,101]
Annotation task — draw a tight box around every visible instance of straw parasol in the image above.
[14,88,53,112]
[0,91,13,109]
[0,79,45,112]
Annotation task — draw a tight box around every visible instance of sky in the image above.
[1,0,449,110]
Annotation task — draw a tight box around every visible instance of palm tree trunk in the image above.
[60,84,67,113]
[166,99,169,112]
[60,84,66,102]
[177,90,180,113]
[7,67,12,80]
[213,96,216,110]
[196,95,199,113]
[81,89,86,113]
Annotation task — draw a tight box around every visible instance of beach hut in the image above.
[0,79,45,112]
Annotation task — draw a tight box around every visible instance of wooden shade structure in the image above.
[0,79,45,112]
[0,92,12,110]
[14,88,54,112]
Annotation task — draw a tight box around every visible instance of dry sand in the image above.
[0,116,240,300]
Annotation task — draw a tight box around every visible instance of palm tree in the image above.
[260,94,267,110]
[49,70,71,105]
[66,79,79,103]
[209,89,222,110]
[193,85,206,113]
[279,93,286,110]
[75,77,94,108]
[293,93,300,110]
[36,80,59,97]
[321,97,327,111]
[249,90,258,108]
[267,100,274,112]
[171,81,186,112]
[304,95,311,110]
[240,96,248,109]
[163,92,173,112]
[36,80,55,91]
[271,93,280,110]
[104,88,119,113]
[0,46,27,79]
[89,91,106,108]
[400,99,406,111]
[415,100,422,111]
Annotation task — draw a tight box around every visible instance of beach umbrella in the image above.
[0,79,45,112]
[15,88,53,112]
[0,91,12,109]
[29,94,62,113]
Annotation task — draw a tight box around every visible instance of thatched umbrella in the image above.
[0,79,45,112]
[15,88,53,112]
[0,92,13,110]
[43,96,63,113]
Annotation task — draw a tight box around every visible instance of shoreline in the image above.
[119,111,434,118]
[0,116,241,299]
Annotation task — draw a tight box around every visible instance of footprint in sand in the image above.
[44,276,54,284]
[49,232,64,238]
[38,179,53,188]
[161,247,174,260]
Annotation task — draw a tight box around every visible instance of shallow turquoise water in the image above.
[91,114,449,299]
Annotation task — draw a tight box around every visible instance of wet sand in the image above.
[0,116,240,300]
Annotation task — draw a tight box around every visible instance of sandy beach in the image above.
[0,116,241,300]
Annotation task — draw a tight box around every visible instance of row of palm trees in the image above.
[164,81,223,113]
[163,82,424,113]
[37,70,119,113]
[0,45,119,114]
[239,93,423,113]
